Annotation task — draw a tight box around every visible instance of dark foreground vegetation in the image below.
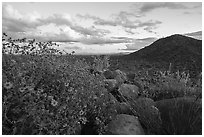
[2,33,202,135]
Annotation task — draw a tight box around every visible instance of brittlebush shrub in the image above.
[2,34,117,135]
[133,69,201,101]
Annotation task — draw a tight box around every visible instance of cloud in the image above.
[111,36,134,41]
[41,33,78,42]
[64,45,82,50]
[2,3,163,45]
[2,4,110,39]
[94,12,139,29]
[78,13,162,33]
[137,37,157,42]
[39,13,72,26]
[15,31,79,43]
[94,19,118,26]
[184,31,202,40]
[76,14,100,20]
[139,2,189,13]
[40,14,109,37]
[122,37,157,50]
[3,19,28,32]
[78,13,139,29]
[79,36,131,45]
[183,11,191,14]
[22,31,130,45]
[116,11,142,18]
[2,4,23,20]
[137,20,162,28]
[2,4,42,32]
[70,25,110,37]
[125,29,136,34]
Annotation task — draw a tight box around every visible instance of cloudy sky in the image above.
[2,2,202,54]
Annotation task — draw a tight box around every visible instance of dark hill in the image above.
[124,34,202,76]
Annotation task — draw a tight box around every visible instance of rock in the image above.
[110,90,127,103]
[118,84,139,100]
[106,114,145,135]
[116,102,133,115]
[129,97,162,134]
[81,121,98,135]
[89,68,101,76]
[155,97,202,135]
[104,79,118,92]
[109,93,120,105]
[126,73,136,82]
[114,70,127,85]
[135,97,155,106]
[103,70,116,79]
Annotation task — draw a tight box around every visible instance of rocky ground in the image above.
[83,69,202,135]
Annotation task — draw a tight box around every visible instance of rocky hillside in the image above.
[124,34,202,75]
[102,69,202,135]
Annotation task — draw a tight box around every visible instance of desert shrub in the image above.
[2,34,117,135]
[150,70,201,100]
[92,55,110,72]
[133,68,201,101]
[156,97,202,135]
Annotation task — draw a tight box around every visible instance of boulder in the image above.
[129,97,162,134]
[118,84,139,100]
[155,97,202,135]
[109,93,120,105]
[135,97,155,107]
[104,79,118,92]
[106,114,145,135]
[116,102,133,115]
[103,70,116,79]
[126,73,136,82]
[114,69,127,85]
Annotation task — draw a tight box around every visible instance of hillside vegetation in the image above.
[2,33,202,135]
[123,34,202,77]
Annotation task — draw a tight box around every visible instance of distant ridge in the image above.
[124,34,202,74]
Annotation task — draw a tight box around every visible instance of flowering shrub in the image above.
[2,33,117,135]
[133,69,201,101]
[92,55,110,72]
[2,32,62,55]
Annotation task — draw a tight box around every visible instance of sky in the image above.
[2,2,202,55]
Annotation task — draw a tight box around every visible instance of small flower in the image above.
[19,87,25,92]
[19,86,34,93]
[51,99,58,106]
[63,123,68,127]
[3,82,13,90]
[18,72,23,77]
[95,117,101,125]
[48,95,54,100]
[38,88,44,93]
[68,87,74,91]
[79,110,85,116]
[100,93,104,96]
[65,82,69,87]
[11,59,16,63]
[79,117,88,124]
[43,93,47,97]
[21,63,25,66]
[93,95,98,100]
[27,86,34,91]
